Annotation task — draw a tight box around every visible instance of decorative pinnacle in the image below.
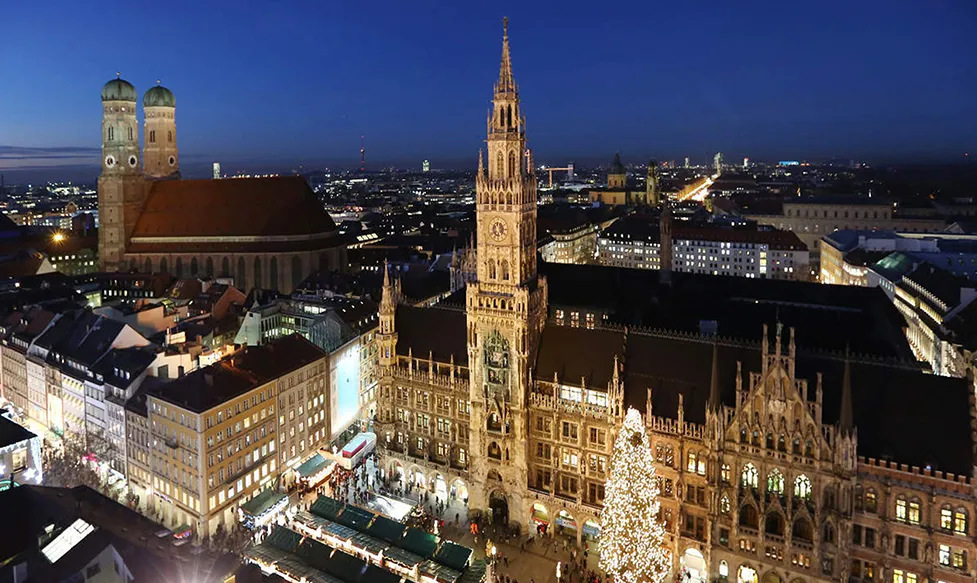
[497,17,515,93]
[116,71,121,78]
[503,16,508,39]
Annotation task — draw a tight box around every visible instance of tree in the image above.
[599,408,670,583]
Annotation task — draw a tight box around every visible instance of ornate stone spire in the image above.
[380,259,395,311]
[708,340,721,411]
[496,17,516,94]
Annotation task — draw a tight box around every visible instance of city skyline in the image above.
[2,0,976,180]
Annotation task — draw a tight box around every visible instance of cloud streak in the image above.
[0,146,100,171]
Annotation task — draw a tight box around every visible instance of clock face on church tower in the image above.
[489,218,508,241]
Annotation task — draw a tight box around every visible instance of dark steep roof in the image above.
[535,325,623,388]
[395,305,468,366]
[132,176,337,239]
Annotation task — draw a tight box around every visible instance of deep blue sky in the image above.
[2,0,976,178]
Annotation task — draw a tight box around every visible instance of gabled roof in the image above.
[131,176,338,239]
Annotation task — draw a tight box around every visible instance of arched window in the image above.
[687,451,698,473]
[174,257,184,277]
[506,105,512,128]
[767,469,784,494]
[752,430,760,445]
[794,474,812,500]
[741,463,758,489]
[720,495,730,515]
[205,257,214,277]
[253,257,262,288]
[792,437,801,454]
[740,428,747,443]
[777,435,786,452]
[107,127,114,141]
[954,508,968,535]
[496,153,503,177]
[764,512,784,536]
[269,256,279,291]
[501,260,510,281]
[508,151,516,178]
[221,256,230,277]
[805,440,813,457]
[823,522,835,544]
[719,561,729,578]
[291,255,303,289]
[144,258,152,273]
[190,257,199,276]
[792,517,813,542]
[865,489,877,513]
[149,130,155,143]
[766,433,774,449]
[854,485,864,511]
[488,442,501,460]
[908,499,921,525]
[721,463,731,484]
[167,130,172,143]
[488,259,496,280]
[159,257,168,274]
[237,257,246,289]
[895,496,907,522]
[739,504,758,529]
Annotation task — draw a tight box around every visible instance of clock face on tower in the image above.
[489,218,508,241]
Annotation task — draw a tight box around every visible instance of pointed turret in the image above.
[381,259,393,308]
[496,17,516,94]
[839,346,854,434]
[708,340,721,411]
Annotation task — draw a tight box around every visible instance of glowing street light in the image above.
[51,232,66,243]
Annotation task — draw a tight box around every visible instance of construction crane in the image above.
[540,163,574,188]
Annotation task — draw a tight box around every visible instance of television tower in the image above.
[360,135,365,171]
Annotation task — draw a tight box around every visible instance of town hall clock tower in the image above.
[466,18,547,528]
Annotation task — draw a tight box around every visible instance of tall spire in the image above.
[839,345,853,433]
[381,259,394,310]
[708,340,721,411]
[497,17,516,94]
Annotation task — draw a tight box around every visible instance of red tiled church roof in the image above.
[131,176,337,239]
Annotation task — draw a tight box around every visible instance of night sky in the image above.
[2,0,976,178]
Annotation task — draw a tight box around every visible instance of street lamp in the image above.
[51,232,65,243]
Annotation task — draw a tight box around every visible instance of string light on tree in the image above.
[599,407,670,583]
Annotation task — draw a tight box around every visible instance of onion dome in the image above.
[143,82,176,108]
[101,75,137,102]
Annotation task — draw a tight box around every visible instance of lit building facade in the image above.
[374,21,977,583]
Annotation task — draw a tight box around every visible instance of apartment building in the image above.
[140,334,326,537]
[599,216,809,281]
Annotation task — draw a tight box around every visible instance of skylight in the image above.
[40,519,95,563]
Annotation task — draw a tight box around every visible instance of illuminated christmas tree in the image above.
[599,408,670,583]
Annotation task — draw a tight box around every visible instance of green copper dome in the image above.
[101,77,137,102]
[143,84,176,108]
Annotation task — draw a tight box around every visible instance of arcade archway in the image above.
[489,491,509,525]
[738,565,759,583]
[449,478,469,503]
[680,548,707,583]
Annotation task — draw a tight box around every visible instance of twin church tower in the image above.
[97,77,179,269]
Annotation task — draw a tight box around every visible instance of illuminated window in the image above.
[865,489,877,512]
[721,464,731,484]
[687,451,697,473]
[895,497,907,522]
[767,469,784,494]
[954,508,968,535]
[794,475,811,500]
[720,495,730,515]
[941,507,953,530]
[908,500,920,525]
[741,463,758,489]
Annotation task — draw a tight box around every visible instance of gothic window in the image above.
[508,150,516,178]
[741,463,758,489]
[792,517,814,542]
[221,256,230,277]
[777,434,786,452]
[823,522,835,544]
[254,257,262,288]
[190,257,199,276]
[767,469,784,494]
[740,428,747,443]
[168,131,172,143]
[739,504,758,529]
[687,451,697,473]
[496,153,503,177]
[501,260,510,281]
[144,258,152,273]
[107,127,114,141]
[205,257,214,277]
[766,433,774,449]
[793,437,801,454]
[506,105,512,128]
[752,430,760,446]
[128,127,133,141]
[159,258,168,274]
[765,512,785,536]
[805,440,813,457]
[149,130,156,143]
[908,499,921,525]
[720,495,731,515]
[175,257,184,277]
[488,441,501,460]
[794,474,812,500]
[721,463,731,484]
